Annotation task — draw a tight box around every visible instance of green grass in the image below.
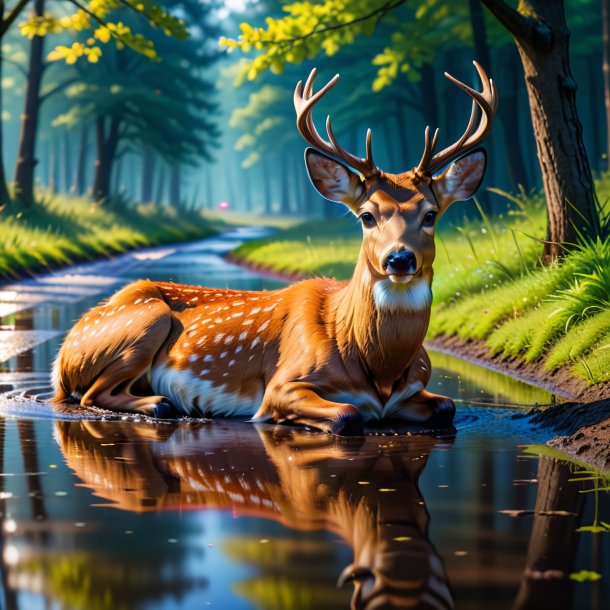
[0,194,216,281]
[231,184,610,387]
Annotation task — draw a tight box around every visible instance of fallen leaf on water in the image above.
[569,570,602,583]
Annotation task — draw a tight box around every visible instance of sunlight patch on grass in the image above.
[0,195,215,281]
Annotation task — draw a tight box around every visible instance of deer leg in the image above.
[390,347,455,427]
[80,347,171,416]
[392,389,456,428]
[258,384,364,436]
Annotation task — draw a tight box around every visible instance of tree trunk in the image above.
[498,45,531,189]
[587,56,602,171]
[92,116,119,202]
[0,5,11,205]
[243,168,252,212]
[263,157,272,215]
[73,125,88,195]
[155,164,166,205]
[280,153,291,215]
[61,128,71,193]
[603,0,610,171]
[141,151,155,202]
[481,0,602,259]
[512,457,584,610]
[13,0,45,204]
[419,63,439,130]
[169,163,181,207]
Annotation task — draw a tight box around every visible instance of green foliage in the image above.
[221,0,508,88]
[0,193,215,281]
[19,0,188,65]
[52,0,221,168]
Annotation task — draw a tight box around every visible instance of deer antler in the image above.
[413,61,498,184]
[294,68,380,178]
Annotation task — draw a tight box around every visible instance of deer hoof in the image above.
[331,407,364,436]
[426,396,456,428]
[152,400,180,420]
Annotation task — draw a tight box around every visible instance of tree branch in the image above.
[0,53,27,77]
[258,0,407,49]
[1,0,30,38]
[39,76,79,104]
[480,0,552,47]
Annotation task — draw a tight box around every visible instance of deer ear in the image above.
[304,148,366,212]
[432,149,487,210]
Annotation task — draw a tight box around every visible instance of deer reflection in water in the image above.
[55,421,454,610]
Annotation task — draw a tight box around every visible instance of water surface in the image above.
[0,229,607,610]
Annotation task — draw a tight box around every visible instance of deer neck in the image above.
[333,250,432,400]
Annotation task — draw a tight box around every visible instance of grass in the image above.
[0,194,216,281]
[231,183,610,387]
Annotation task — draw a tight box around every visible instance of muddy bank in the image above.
[426,335,610,403]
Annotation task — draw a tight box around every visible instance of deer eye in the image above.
[359,212,376,227]
[422,210,437,228]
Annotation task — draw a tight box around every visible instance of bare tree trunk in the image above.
[73,125,88,195]
[280,153,291,215]
[419,63,439,130]
[482,0,602,259]
[263,157,272,215]
[13,0,45,204]
[141,151,155,202]
[0,6,11,205]
[243,168,252,212]
[169,163,181,207]
[603,0,610,171]
[92,116,120,202]
[155,164,166,205]
[499,45,531,188]
[61,128,71,193]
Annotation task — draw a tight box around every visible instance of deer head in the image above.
[295,62,497,307]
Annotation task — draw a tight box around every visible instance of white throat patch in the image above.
[372,278,432,312]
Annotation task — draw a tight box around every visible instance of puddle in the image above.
[0,230,607,610]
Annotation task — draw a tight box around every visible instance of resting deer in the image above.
[53,61,497,435]
[55,421,454,610]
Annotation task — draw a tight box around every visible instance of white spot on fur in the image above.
[239,331,248,341]
[203,354,214,363]
[189,355,199,363]
[251,337,261,348]
[243,319,254,326]
[224,336,234,345]
[258,320,270,332]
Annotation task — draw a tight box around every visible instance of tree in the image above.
[8,0,188,205]
[223,0,604,258]
[481,0,601,259]
[52,0,221,202]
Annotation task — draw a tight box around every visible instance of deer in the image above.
[53,61,497,436]
[55,420,455,610]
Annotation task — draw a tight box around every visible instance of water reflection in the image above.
[55,420,453,610]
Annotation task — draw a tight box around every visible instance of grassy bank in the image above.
[0,195,216,281]
[232,187,610,389]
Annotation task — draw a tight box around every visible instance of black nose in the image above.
[383,250,417,273]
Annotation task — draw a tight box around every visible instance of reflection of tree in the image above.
[512,456,585,610]
[56,420,454,610]
[10,552,206,610]
[224,538,349,610]
[0,419,18,610]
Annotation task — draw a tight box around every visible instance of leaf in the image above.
[569,570,602,583]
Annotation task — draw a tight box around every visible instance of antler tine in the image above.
[294,68,380,178]
[413,61,497,181]
[326,116,378,177]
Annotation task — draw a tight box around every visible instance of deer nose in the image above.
[383,249,417,274]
